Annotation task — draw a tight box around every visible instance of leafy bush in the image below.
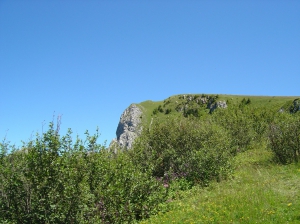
[268,114,300,164]
[247,107,274,140]
[212,107,256,151]
[131,116,233,186]
[0,124,101,223]
[165,108,172,114]
[240,98,251,106]
[92,152,166,223]
[0,123,166,223]
[158,105,164,113]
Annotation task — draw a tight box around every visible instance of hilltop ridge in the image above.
[111,94,299,149]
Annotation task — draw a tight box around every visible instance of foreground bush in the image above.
[131,117,234,186]
[90,152,166,223]
[0,123,166,223]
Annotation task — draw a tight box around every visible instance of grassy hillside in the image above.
[136,94,300,223]
[137,94,298,127]
[1,94,299,223]
[140,145,300,223]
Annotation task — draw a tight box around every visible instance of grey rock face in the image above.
[111,104,143,149]
[209,100,227,113]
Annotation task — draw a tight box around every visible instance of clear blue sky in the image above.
[1,0,299,147]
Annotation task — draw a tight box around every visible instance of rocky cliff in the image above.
[110,104,143,149]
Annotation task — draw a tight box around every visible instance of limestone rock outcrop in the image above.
[208,100,227,113]
[110,104,143,149]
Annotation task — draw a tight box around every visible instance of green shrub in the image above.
[0,123,166,223]
[212,107,256,151]
[0,124,100,223]
[165,108,172,114]
[92,152,166,223]
[131,116,233,186]
[158,105,164,113]
[268,114,300,164]
[211,106,276,152]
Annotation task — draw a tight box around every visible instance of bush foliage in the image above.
[131,117,233,186]
[0,124,166,223]
[1,96,300,223]
[268,113,300,164]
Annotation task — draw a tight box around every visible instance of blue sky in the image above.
[1,1,299,147]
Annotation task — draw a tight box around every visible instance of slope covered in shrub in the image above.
[1,94,299,223]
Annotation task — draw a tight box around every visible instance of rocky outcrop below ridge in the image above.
[290,99,300,113]
[279,98,300,114]
[209,100,228,113]
[173,94,227,116]
[110,104,143,149]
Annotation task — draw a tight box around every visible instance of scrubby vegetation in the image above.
[131,117,233,187]
[1,94,300,223]
[140,147,300,224]
[0,123,166,223]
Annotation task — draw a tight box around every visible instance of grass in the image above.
[140,144,300,223]
[136,94,300,223]
[137,94,298,124]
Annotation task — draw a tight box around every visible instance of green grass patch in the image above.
[137,94,298,126]
[140,147,300,223]
[136,94,300,223]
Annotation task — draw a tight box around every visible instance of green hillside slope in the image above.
[1,94,299,223]
[140,145,300,224]
[137,94,298,127]
[136,94,300,223]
